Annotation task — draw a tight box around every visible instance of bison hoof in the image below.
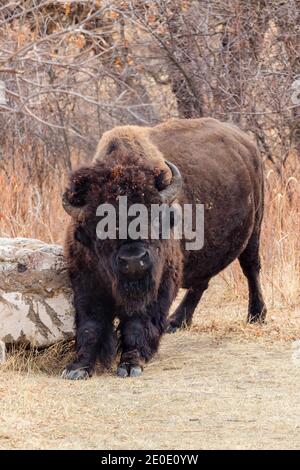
[247,306,267,324]
[116,364,128,378]
[130,366,143,377]
[117,363,143,378]
[61,367,90,380]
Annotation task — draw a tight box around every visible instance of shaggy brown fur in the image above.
[94,125,172,186]
[62,117,266,379]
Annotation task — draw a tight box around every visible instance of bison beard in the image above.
[61,117,267,380]
[116,274,156,314]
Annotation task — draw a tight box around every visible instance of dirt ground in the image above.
[1,276,300,450]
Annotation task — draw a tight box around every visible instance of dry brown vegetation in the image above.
[0,0,299,450]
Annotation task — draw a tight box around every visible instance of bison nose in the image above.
[117,250,150,277]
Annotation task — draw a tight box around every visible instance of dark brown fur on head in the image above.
[64,157,182,315]
[65,157,167,210]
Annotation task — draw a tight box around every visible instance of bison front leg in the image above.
[117,314,165,378]
[117,279,176,377]
[62,319,103,380]
[62,276,116,380]
[62,316,115,380]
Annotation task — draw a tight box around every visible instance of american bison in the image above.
[61,118,266,379]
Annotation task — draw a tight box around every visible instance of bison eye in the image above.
[75,226,91,248]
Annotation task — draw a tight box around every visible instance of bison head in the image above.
[62,159,182,314]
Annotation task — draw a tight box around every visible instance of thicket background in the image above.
[0,0,299,312]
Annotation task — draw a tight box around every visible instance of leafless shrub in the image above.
[1,1,298,177]
[124,0,299,168]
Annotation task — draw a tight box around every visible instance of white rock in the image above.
[0,80,7,105]
[0,340,5,363]
[0,238,74,348]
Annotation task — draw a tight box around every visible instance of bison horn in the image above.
[62,191,86,221]
[159,160,182,203]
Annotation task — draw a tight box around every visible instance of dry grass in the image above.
[1,325,300,449]
[218,154,300,320]
[2,340,75,376]
[0,170,68,243]
[1,276,300,450]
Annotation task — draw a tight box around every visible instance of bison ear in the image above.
[67,170,94,206]
[62,169,94,219]
[74,226,92,248]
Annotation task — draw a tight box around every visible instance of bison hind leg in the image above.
[239,231,267,323]
[166,281,209,333]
